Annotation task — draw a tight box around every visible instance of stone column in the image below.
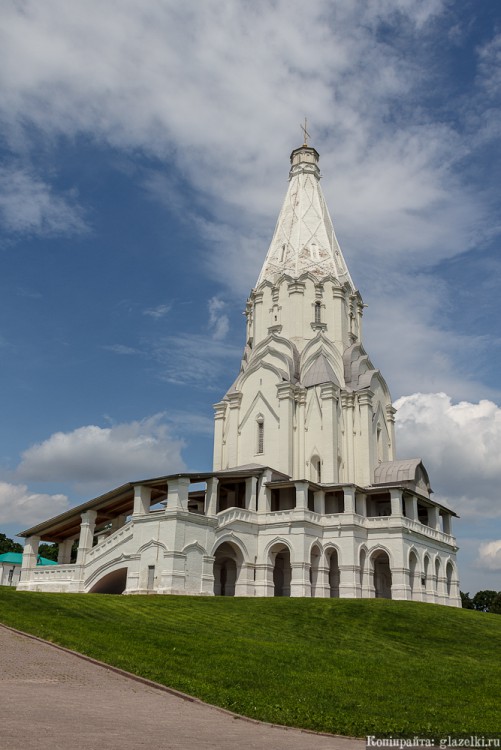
[290,561,310,597]
[313,490,325,515]
[21,536,40,573]
[234,562,255,596]
[205,477,219,516]
[404,495,418,521]
[343,486,356,514]
[245,476,257,511]
[133,485,152,516]
[428,505,440,531]
[356,492,367,517]
[111,514,127,532]
[390,489,403,516]
[294,481,309,511]
[442,513,452,535]
[76,510,97,565]
[257,469,272,513]
[254,563,274,596]
[166,477,190,511]
[57,539,73,565]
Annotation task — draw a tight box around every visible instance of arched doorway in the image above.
[328,548,340,598]
[88,567,127,594]
[372,551,392,599]
[213,542,241,596]
[270,544,291,597]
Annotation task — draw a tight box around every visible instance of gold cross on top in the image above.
[300,117,310,146]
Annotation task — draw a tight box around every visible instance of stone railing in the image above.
[364,515,454,544]
[86,522,134,563]
[29,565,78,582]
[216,508,256,526]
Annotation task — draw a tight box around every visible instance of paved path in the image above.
[0,625,364,750]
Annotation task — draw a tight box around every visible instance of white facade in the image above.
[17,144,461,605]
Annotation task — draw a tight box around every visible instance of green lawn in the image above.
[0,587,499,737]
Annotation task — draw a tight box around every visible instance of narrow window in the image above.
[280,243,286,262]
[257,418,264,454]
[314,302,321,324]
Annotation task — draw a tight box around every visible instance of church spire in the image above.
[256,143,355,289]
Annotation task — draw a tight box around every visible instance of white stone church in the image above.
[18,141,461,605]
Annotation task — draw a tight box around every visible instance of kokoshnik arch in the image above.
[17,141,461,604]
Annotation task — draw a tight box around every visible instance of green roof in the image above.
[0,552,58,566]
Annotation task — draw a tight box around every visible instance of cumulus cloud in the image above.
[16,415,186,492]
[0,165,87,236]
[0,482,69,526]
[476,540,501,572]
[394,393,501,517]
[0,2,490,272]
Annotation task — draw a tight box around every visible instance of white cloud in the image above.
[0,165,87,236]
[394,393,501,517]
[208,297,229,341]
[153,333,241,390]
[16,415,186,492]
[102,344,141,356]
[0,0,499,403]
[143,303,172,319]
[476,540,501,572]
[0,481,69,526]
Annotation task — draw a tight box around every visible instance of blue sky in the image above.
[0,0,500,594]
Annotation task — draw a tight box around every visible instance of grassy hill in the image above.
[0,587,499,737]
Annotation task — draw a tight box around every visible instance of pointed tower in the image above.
[214,143,396,485]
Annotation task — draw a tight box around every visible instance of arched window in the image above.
[256,416,264,454]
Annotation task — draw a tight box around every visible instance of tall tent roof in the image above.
[256,145,355,288]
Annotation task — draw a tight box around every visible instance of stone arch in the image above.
[370,547,392,600]
[136,539,168,555]
[213,540,244,597]
[267,540,292,597]
[87,567,128,594]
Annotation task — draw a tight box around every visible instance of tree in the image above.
[38,543,59,562]
[460,591,474,609]
[472,590,499,613]
[0,533,22,555]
